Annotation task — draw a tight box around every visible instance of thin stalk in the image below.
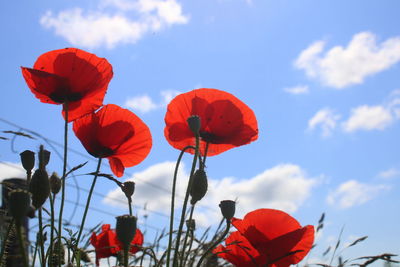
[48,193,56,267]
[31,240,38,267]
[166,145,196,267]
[183,229,194,267]
[201,142,209,168]
[38,209,46,267]
[58,102,69,267]
[128,197,132,216]
[179,204,195,266]
[0,218,14,264]
[173,135,200,267]
[124,247,129,267]
[16,223,29,267]
[196,219,231,267]
[76,158,102,245]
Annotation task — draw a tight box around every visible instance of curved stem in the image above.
[76,158,102,245]
[58,102,69,267]
[166,145,196,267]
[180,204,195,266]
[16,222,29,267]
[173,135,200,267]
[196,219,231,267]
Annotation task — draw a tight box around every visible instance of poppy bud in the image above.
[187,115,201,135]
[38,145,50,169]
[29,168,50,209]
[8,189,31,223]
[121,181,135,199]
[186,219,196,231]
[219,200,236,221]
[190,169,208,205]
[20,150,35,173]
[49,241,65,266]
[116,215,137,250]
[49,172,62,194]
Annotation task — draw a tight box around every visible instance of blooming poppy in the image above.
[90,224,144,266]
[213,209,315,267]
[21,48,113,122]
[73,104,152,177]
[164,88,258,156]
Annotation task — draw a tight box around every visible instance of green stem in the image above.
[48,193,55,267]
[128,197,132,216]
[16,222,29,267]
[58,102,69,267]
[31,239,38,267]
[166,145,196,267]
[76,158,102,245]
[124,246,129,267]
[38,208,46,267]
[180,204,195,266]
[183,228,194,267]
[173,135,200,267]
[0,218,14,264]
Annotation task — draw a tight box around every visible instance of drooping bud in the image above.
[49,172,62,194]
[116,215,137,250]
[187,115,201,135]
[8,189,31,224]
[29,168,50,209]
[38,145,50,169]
[190,169,208,205]
[186,219,196,231]
[121,181,135,199]
[20,150,35,173]
[219,200,236,221]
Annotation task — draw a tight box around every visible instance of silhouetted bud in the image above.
[116,215,137,250]
[187,115,201,135]
[8,189,31,223]
[190,169,208,205]
[20,150,35,172]
[49,172,62,194]
[49,241,65,266]
[122,181,135,199]
[186,219,196,231]
[38,145,50,169]
[219,200,236,221]
[29,168,50,209]
[78,248,91,263]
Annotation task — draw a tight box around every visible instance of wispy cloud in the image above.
[284,85,309,95]
[327,180,389,209]
[378,168,400,179]
[40,0,189,49]
[124,90,180,113]
[295,32,400,88]
[308,108,340,137]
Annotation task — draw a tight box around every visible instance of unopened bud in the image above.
[219,200,236,221]
[190,169,208,205]
[187,115,201,135]
[49,172,62,194]
[20,150,35,172]
[116,215,137,250]
[121,181,135,199]
[50,241,65,266]
[186,219,196,231]
[8,189,31,223]
[29,168,50,209]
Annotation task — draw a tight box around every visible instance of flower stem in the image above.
[196,219,231,267]
[48,193,55,267]
[16,222,29,267]
[58,102,69,267]
[173,135,200,267]
[166,145,195,267]
[76,157,102,245]
[179,204,195,266]
[123,246,129,267]
[38,208,46,267]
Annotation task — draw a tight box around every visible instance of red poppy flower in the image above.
[21,48,113,122]
[164,88,258,156]
[90,224,144,266]
[213,209,315,267]
[73,104,152,177]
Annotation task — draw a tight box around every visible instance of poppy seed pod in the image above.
[121,181,135,199]
[190,169,208,205]
[186,219,196,231]
[8,189,31,223]
[116,215,137,250]
[20,150,35,172]
[49,172,62,194]
[219,200,236,221]
[187,115,201,135]
[38,145,50,169]
[29,168,50,209]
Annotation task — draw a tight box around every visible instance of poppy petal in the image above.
[109,157,125,178]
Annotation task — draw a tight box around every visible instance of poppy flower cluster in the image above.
[213,209,315,267]
[164,88,258,156]
[90,224,143,266]
[21,48,113,122]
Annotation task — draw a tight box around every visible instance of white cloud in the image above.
[295,32,400,88]
[40,0,189,49]
[342,105,393,132]
[103,162,318,227]
[308,108,340,137]
[327,180,389,209]
[378,168,400,179]
[0,162,25,181]
[284,85,309,95]
[124,90,180,113]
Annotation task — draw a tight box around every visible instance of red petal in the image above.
[129,229,144,254]
[109,157,124,178]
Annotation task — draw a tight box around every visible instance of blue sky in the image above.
[1,0,400,265]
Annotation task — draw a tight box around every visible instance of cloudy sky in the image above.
[1,0,399,265]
